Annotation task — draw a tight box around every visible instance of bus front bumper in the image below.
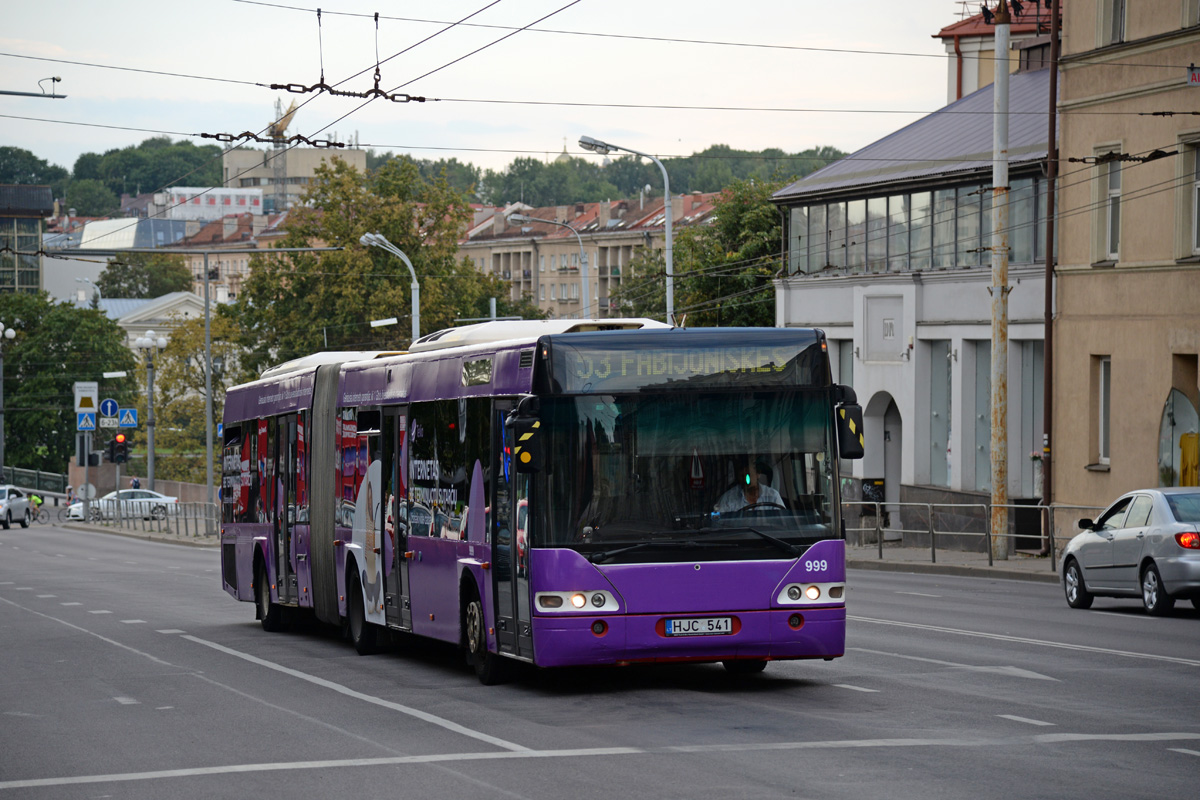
[531,607,846,668]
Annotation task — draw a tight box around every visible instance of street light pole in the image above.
[0,323,15,481]
[359,234,421,342]
[135,330,167,492]
[579,135,674,324]
[509,214,591,318]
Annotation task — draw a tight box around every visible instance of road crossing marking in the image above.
[36,595,56,598]
[88,610,112,615]
[60,602,82,606]
[896,591,942,598]
[121,620,146,624]
[114,697,139,706]
[4,732,1200,791]
[834,684,880,693]
[997,714,1055,727]
[1169,748,1200,757]
[156,629,185,634]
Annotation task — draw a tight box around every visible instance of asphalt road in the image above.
[2,525,1198,799]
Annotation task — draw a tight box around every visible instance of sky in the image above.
[2,0,968,179]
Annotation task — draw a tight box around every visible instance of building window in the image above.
[539,284,545,301]
[1102,0,1126,45]
[1192,146,1200,255]
[1098,356,1112,464]
[1104,161,1121,260]
[539,255,544,272]
[549,284,556,300]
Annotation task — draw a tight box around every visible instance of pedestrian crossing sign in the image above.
[119,408,138,427]
[77,412,96,431]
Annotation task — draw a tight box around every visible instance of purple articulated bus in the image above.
[220,319,865,683]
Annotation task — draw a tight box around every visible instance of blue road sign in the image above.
[119,408,138,427]
[77,412,96,431]
[99,398,119,417]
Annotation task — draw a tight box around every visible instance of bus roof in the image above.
[260,350,404,380]
[408,318,670,354]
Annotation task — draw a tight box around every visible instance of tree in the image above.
[232,157,545,375]
[613,178,784,328]
[97,252,192,299]
[63,178,119,217]
[0,147,69,196]
[72,137,222,198]
[0,292,137,472]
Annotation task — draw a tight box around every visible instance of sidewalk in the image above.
[62,521,1062,583]
[848,542,1061,584]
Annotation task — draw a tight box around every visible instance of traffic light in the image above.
[114,433,128,464]
[105,438,117,463]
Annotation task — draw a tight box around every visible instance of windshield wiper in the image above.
[588,539,728,564]
[693,526,804,557]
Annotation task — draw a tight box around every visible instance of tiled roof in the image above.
[773,68,1050,202]
[0,185,54,216]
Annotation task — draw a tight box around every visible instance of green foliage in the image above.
[231,157,546,375]
[74,136,222,198]
[0,146,69,195]
[366,152,483,201]
[63,178,119,217]
[97,252,193,299]
[0,292,137,472]
[481,156,620,208]
[613,178,784,328]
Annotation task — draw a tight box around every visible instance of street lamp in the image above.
[359,233,420,343]
[509,213,592,319]
[135,330,168,492]
[579,135,675,325]
[0,322,15,481]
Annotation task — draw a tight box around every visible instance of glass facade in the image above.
[785,175,1050,276]
[0,217,42,293]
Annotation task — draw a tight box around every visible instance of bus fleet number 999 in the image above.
[805,559,828,572]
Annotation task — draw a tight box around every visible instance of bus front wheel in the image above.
[465,596,507,685]
[347,578,378,655]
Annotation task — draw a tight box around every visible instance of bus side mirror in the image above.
[836,403,864,460]
[505,396,543,473]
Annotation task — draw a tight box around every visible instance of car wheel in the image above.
[1,511,9,530]
[20,509,30,528]
[1141,563,1175,616]
[151,504,167,521]
[723,659,768,675]
[347,577,377,655]
[465,594,507,685]
[256,563,284,632]
[1063,559,1093,609]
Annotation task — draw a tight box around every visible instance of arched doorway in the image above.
[864,392,903,540]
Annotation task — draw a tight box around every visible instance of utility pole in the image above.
[989,0,1012,560]
[1041,0,1061,553]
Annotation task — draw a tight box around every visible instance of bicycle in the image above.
[34,506,49,524]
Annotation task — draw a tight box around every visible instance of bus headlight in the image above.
[570,593,587,608]
[535,591,619,613]
[805,585,821,601]
[776,582,844,606]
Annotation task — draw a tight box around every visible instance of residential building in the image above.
[935,2,1061,102]
[168,212,289,303]
[147,187,265,221]
[1053,1,1200,511]
[772,50,1052,547]
[0,185,54,293]
[460,193,718,319]
[222,148,367,212]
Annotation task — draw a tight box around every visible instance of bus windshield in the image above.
[539,390,839,563]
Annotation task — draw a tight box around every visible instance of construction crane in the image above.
[269,99,297,212]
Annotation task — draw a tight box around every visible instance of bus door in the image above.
[493,401,533,658]
[273,415,298,605]
[383,407,411,630]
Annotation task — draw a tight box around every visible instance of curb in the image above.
[848,558,1061,584]
[62,521,219,548]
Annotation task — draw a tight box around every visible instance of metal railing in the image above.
[842,500,1107,573]
[3,467,68,493]
[82,500,220,538]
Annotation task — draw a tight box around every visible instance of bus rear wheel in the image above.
[256,564,284,632]
[347,578,378,655]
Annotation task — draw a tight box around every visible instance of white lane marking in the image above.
[60,602,82,606]
[114,697,139,706]
[55,554,64,558]
[88,610,112,615]
[15,587,32,591]
[851,648,1059,682]
[182,634,529,752]
[5,733,1200,791]
[1092,611,1161,620]
[851,615,1200,667]
[155,707,174,711]
[895,591,941,598]
[36,595,55,598]
[998,715,1055,727]
[1169,748,1200,757]
[833,684,880,693]
[121,620,146,625]
[155,629,185,634]
[0,596,177,668]
[0,581,13,585]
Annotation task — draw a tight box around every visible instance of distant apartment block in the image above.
[222,148,367,212]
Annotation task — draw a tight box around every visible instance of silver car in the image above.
[0,485,32,529]
[1061,488,1200,615]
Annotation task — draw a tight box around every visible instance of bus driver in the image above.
[714,458,783,513]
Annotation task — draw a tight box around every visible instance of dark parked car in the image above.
[1061,488,1200,615]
